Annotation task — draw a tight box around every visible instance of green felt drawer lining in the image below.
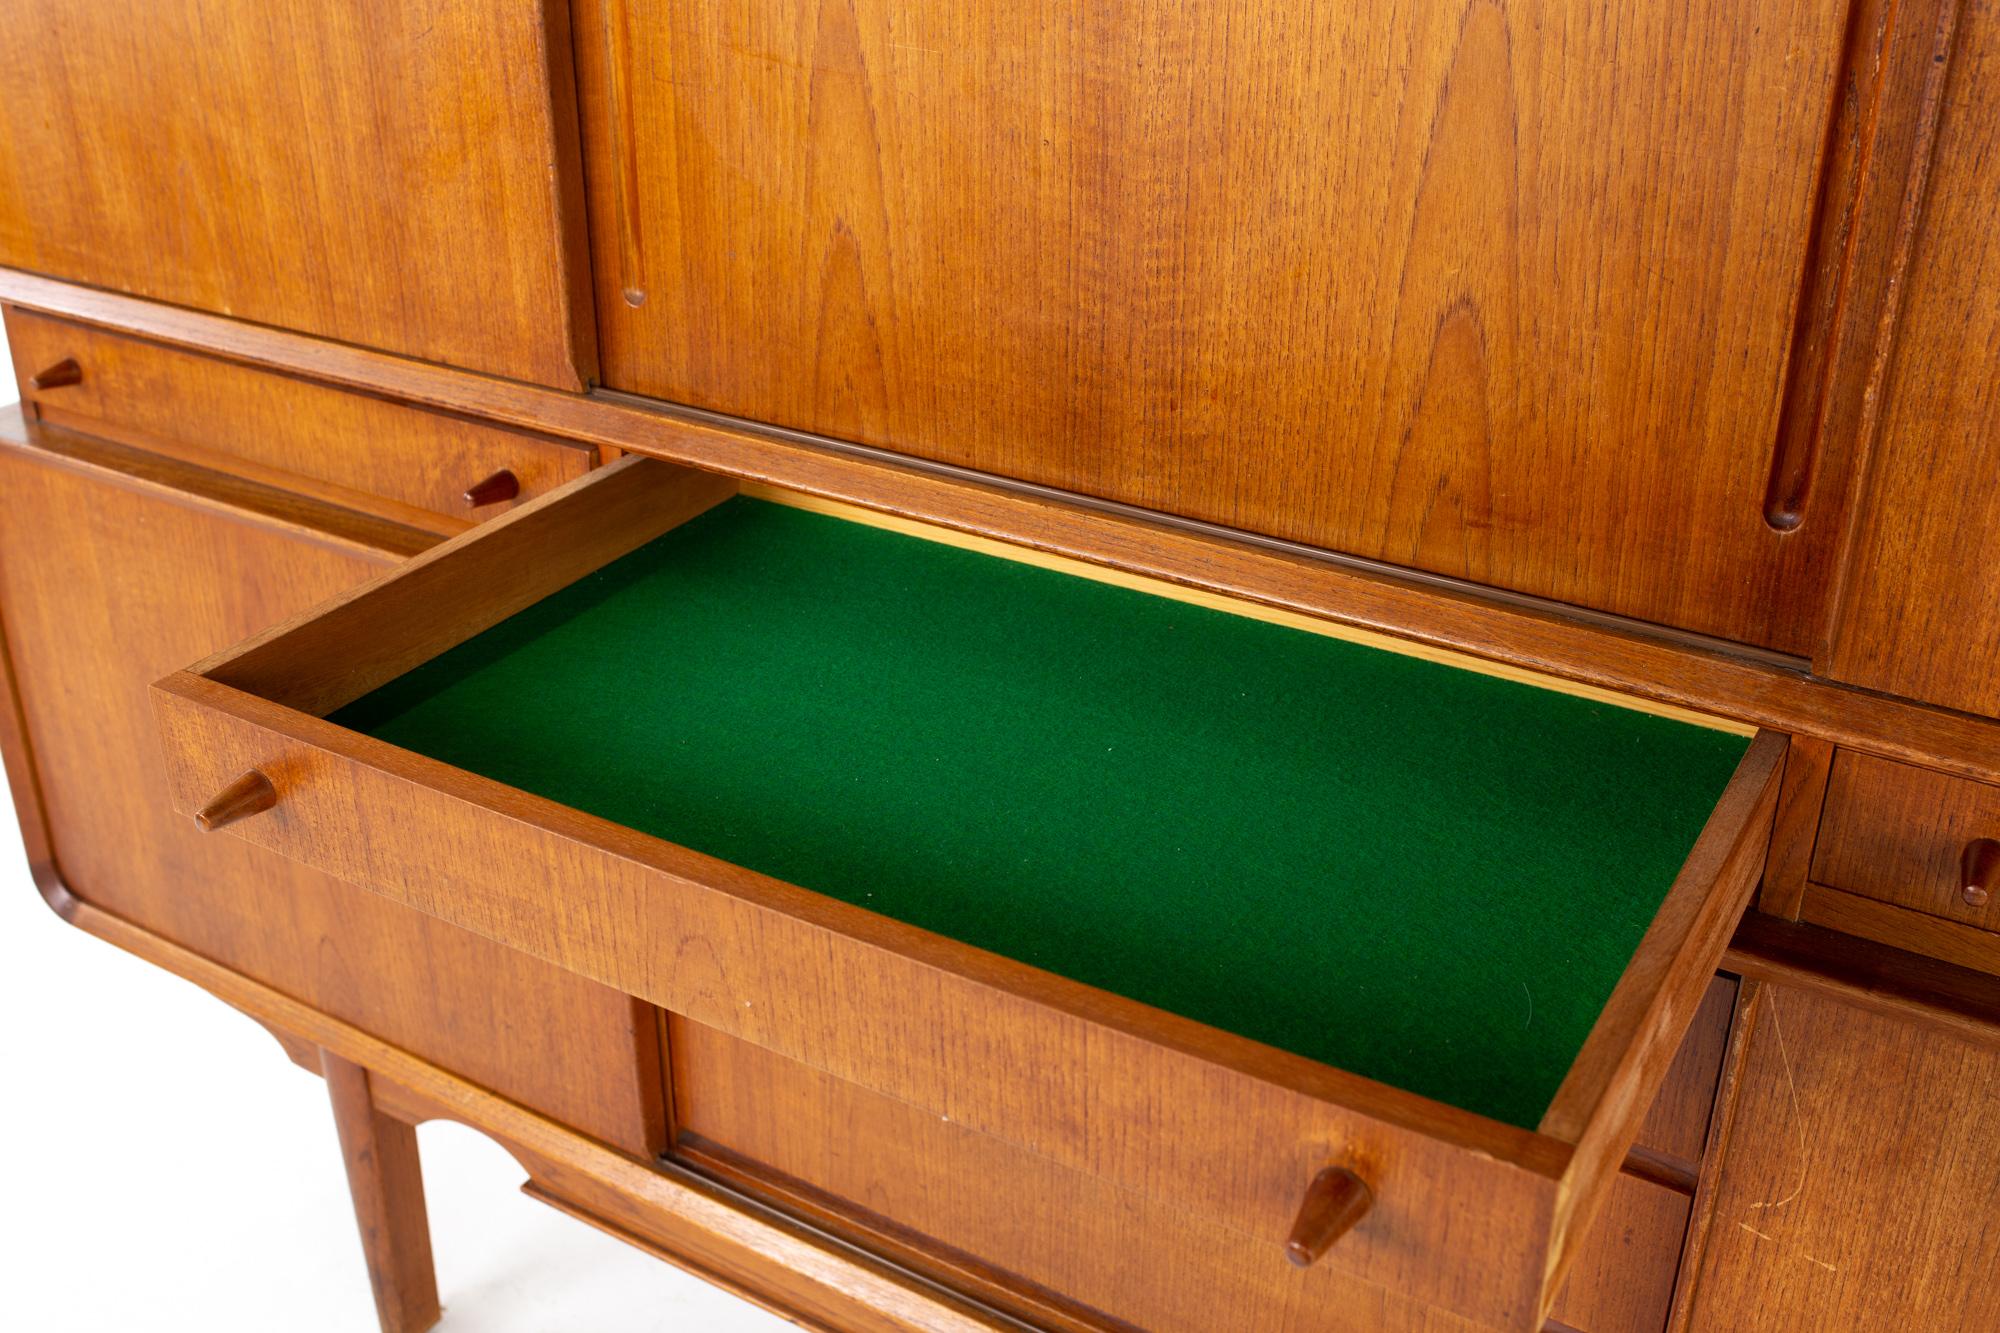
[331,496,1749,1130]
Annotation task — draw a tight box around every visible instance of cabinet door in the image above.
[576,0,1848,648]
[1826,0,2000,717]
[1683,988,2000,1328]
[0,0,593,388]
[0,424,663,1156]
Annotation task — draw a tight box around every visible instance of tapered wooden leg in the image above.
[321,1049,441,1333]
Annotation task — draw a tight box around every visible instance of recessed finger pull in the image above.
[463,468,520,508]
[194,769,277,832]
[30,357,82,390]
[1963,838,1999,908]
[1284,1166,1373,1268]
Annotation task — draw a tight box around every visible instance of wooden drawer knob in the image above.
[1964,838,1999,908]
[1284,1166,1373,1268]
[194,769,277,832]
[463,469,520,508]
[30,357,82,390]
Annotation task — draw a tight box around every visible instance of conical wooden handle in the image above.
[1284,1166,1373,1268]
[30,357,82,390]
[1963,838,1999,908]
[463,468,520,508]
[194,769,277,832]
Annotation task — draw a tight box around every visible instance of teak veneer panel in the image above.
[149,459,1782,1330]
[0,0,592,387]
[1827,0,2000,716]
[5,310,594,534]
[575,0,1848,649]
[1684,987,2000,1328]
[12,269,2000,791]
[0,414,664,1157]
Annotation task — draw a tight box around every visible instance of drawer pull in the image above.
[463,469,520,508]
[194,769,277,832]
[1963,838,1999,908]
[1283,1166,1373,1268]
[29,357,82,390]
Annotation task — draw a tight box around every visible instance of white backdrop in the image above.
[0,327,788,1331]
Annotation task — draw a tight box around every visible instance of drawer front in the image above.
[145,459,1782,1331]
[6,309,594,533]
[671,1017,1485,1333]
[677,1014,1700,1333]
[1811,752,2000,960]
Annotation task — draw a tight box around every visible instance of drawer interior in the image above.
[324,484,1749,1130]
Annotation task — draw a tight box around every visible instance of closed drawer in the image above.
[5,309,594,533]
[147,458,1781,1331]
[1808,752,2000,968]
[676,1009,1710,1333]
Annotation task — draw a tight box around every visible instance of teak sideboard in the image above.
[3,2,1998,1331]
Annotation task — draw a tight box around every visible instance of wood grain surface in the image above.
[574,0,1849,648]
[53,895,1009,1333]
[0,0,593,387]
[673,1016,1493,1333]
[1827,0,2000,716]
[1683,986,2000,1328]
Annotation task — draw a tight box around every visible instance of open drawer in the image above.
[150,458,1781,1331]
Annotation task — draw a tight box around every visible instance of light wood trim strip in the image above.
[6,271,2000,781]
[745,484,1751,735]
[34,402,481,538]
